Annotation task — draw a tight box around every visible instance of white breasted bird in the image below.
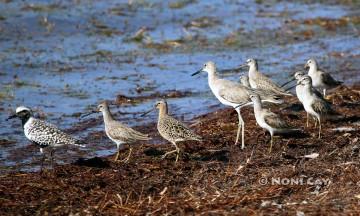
[297,76,339,138]
[304,58,342,97]
[7,106,85,170]
[82,101,150,162]
[238,58,293,96]
[249,94,299,153]
[192,61,283,149]
[142,100,202,163]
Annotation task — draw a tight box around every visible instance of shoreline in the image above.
[1,85,360,215]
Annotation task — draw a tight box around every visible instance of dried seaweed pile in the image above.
[1,86,360,215]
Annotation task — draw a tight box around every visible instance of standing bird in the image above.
[238,58,292,96]
[142,100,201,163]
[304,58,342,97]
[298,76,338,138]
[82,101,150,162]
[249,94,299,153]
[6,106,85,170]
[192,61,283,149]
[292,72,323,127]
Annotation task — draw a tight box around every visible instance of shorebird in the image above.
[240,75,251,88]
[192,61,283,149]
[238,58,292,96]
[291,72,323,127]
[142,100,201,163]
[6,106,84,170]
[81,101,150,162]
[298,76,339,138]
[249,94,299,153]
[304,58,342,97]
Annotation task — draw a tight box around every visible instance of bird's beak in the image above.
[80,110,98,119]
[304,63,309,69]
[284,84,297,91]
[280,78,296,88]
[191,69,203,76]
[6,114,17,121]
[141,108,155,117]
[237,64,248,69]
[234,101,253,109]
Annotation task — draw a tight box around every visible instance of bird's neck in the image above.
[308,65,317,75]
[303,84,313,96]
[208,71,218,85]
[102,108,114,124]
[248,65,258,77]
[253,100,263,112]
[21,115,32,128]
[158,104,168,120]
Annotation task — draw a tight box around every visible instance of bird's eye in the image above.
[204,64,207,67]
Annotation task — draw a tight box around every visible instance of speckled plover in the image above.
[7,106,85,170]
[142,100,201,163]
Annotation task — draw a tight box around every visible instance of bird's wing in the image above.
[27,119,78,146]
[107,122,150,143]
[162,116,201,141]
[218,84,251,104]
[263,110,290,129]
[254,73,291,95]
[311,98,333,115]
[319,72,342,87]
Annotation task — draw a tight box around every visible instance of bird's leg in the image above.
[175,146,180,163]
[121,146,132,163]
[40,150,46,173]
[50,149,55,169]
[114,144,120,161]
[235,108,245,149]
[323,89,327,98]
[318,117,322,139]
[269,135,274,153]
[306,113,309,128]
[162,143,179,161]
[314,116,318,127]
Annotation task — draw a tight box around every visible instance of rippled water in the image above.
[0,0,359,172]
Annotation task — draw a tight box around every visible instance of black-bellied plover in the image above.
[249,94,299,153]
[192,61,283,149]
[239,58,292,96]
[304,58,342,97]
[6,106,85,170]
[297,76,339,138]
[142,100,201,163]
[82,101,150,162]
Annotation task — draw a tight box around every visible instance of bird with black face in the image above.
[142,100,202,163]
[7,106,85,171]
[81,101,151,162]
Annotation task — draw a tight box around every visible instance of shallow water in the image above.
[0,0,359,172]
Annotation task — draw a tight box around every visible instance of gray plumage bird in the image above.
[297,76,339,138]
[192,61,283,149]
[143,100,201,162]
[250,94,299,153]
[6,106,84,170]
[239,58,293,96]
[304,58,342,97]
[83,101,150,162]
